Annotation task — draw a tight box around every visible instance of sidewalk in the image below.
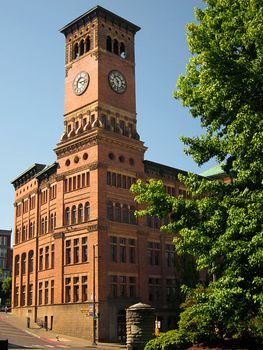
[3,312,125,349]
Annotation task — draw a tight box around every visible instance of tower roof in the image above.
[60,5,141,36]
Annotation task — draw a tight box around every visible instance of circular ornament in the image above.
[72,71,90,95]
[108,70,127,94]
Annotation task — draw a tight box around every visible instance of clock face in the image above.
[72,71,89,96]
[108,70,127,94]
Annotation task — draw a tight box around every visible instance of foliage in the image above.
[0,277,12,305]
[144,330,190,350]
[134,0,263,345]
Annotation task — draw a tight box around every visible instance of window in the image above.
[66,240,71,264]
[106,36,112,52]
[44,281,49,304]
[22,253,26,275]
[39,248,43,271]
[65,277,71,302]
[14,286,19,307]
[21,285,26,306]
[73,43,79,59]
[51,280,54,304]
[85,202,90,221]
[73,277,79,302]
[129,239,136,264]
[82,276,88,301]
[148,242,160,266]
[45,246,49,269]
[110,236,117,262]
[15,255,19,276]
[107,201,114,221]
[74,239,79,263]
[120,42,126,58]
[28,284,33,305]
[119,276,127,296]
[166,279,177,302]
[86,36,91,52]
[115,203,121,222]
[78,204,83,223]
[22,225,26,241]
[50,213,54,231]
[129,277,136,297]
[120,238,126,263]
[65,207,70,225]
[129,206,137,225]
[41,218,45,235]
[15,228,20,244]
[72,206,77,224]
[110,275,117,297]
[39,282,43,305]
[113,39,119,55]
[122,204,129,223]
[79,40,84,56]
[166,244,176,267]
[149,278,161,302]
[82,237,88,262]
[28,250,34,273]
[51,244,55,269]
[29,222,33,239]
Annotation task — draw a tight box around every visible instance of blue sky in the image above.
[0,0,211,233]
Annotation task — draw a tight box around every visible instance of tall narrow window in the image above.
[110,275,117,297]
[15,255,19,276]
[21,285,26,306]
[72,206,77,224]
[113,39,119,55]
[39,282,43,305]
[51,280,54,304]
[82,276,88,301]
[85,202,90,221]
[44,216,48,233]
[65,277,71,303]
[82,237,88,262]
[73,277,79,302]
[65,207,70,225]
[107,201,114,221]
[28,284,33,306]
[51,244,55,269]
[115,203,121,222]
[129,239,136,264]
[74,239,79,263]
[14,286,19,307]
[50,213,54,231]
[45,246,49,270]
[44,281,49,304]
[119,238,126,263]
[78,204,83,223]
[120,42,126,58]
[122,205,129,223]
[129,206,137,225]
[106,36,112,52]
[22,253,26,275]
[41,217,44,234]
[110,236,117,262]
[73,42,79,59]
[86,36,91,52]
[29,222,33,239]
[28,250,34,273]
[79,40,84,56]
[65,240,71,265]
[39,248,43,271]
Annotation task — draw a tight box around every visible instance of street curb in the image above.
[24,329,66,346]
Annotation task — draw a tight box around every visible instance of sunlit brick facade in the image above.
[11,6,195,342]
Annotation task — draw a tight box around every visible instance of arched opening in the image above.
[113,39,119,55]
[85,202,90,221]
[78,204,83,223]
[86,36,91,52]
[72,206,77,224]
[79,40,84,56]
[65,207,70,225]
[120,42,126,58]
[73,42,79,59]
[106,36,112,52]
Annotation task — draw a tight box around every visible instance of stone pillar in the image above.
[126,302,155,350]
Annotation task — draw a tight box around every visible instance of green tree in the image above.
[132,0,263,344]
[0,277,12,305]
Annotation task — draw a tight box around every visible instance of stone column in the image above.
[126,302,155,350]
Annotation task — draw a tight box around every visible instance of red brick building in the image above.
[11,6,196,342]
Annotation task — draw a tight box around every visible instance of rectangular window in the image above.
[119,276,127,296]
[65,278,71,303]
[117,174,122,188]
[21,285,26,306]
[86,172,90,187]
[129,276,136,297]
[51,280,54,304]
[82,173,86,187]
[110,275,118,297]
[45,246,49,270]
[44,281,49,304]
[74,239,79,263]
[14,287,19,306]
[82,276,88,302]
[129,239,136,264]
[120,238,126,263]
[51,244,55,269]
[112,173,116,187]
[39,282,43,305]
[165,244,175,267]
[166,279,176,302]
[65,240,71,264]
[82,237,88,262]
[39,248,43,271]
[148,242,160,265]
[28,284,33,305]
[149,277,161,302]
[122,175,127,189]
[110,236,117,262]
[73,277,79,302]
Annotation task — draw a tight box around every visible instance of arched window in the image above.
[29,222,33,239]
[85,202,90,221]
[86,36,91,52]
[79,40,84,56]
[78,204,83,223]
[72,206,77,224]
[73,42,79,59]
[115,203,121,222]
[65,207,70,225]
[107,201,114,221]
[22,225,26,241]
[122,204,129,223]
[129,206,137,225]
[120,42,126,58]
[106,36,112,52]
[113,39,119,55]
[45,216,48,233]
[50,213,54,231]
[15,255,20,276]
[28,250,34,273]
[22,253,26,275]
